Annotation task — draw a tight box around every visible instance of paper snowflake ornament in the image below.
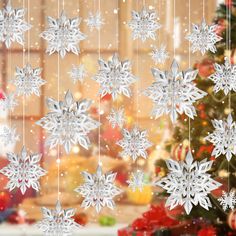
[128,7,161,42]
[0,92,18,112]
[40,11,86,58]
[0,0,31,48]
[68,64,87,84]
[150,45,169,64]
[117,126,152,162]
[13,64,46,97]
[0,125,19,146]
[37,200,80,236]
[155,150,221,215]
[127,170,146,192]
[107,108,125,129]
[93,54,138,100]
[0,146,46,194]
[85,11,104,31]
[144,59,206,123]
[186,18,222,55]
[206,114,236,162]
[208,57,236,95]
[218,190,236,211]
[75,165,122,213]
[36,90,100,154]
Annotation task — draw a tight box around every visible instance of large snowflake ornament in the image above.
[0,125,19,146]
[106,107,125,129]
[75,165,122,213]
[117,126,152,162]
[40,11,86,58]
[36,90,100,154]
[68,64,87,84]
[85,11,104,31]
[144,59,207,123]
[0,1,31,48]
[127,170,146,192]
[37,200,80,236]
[150,45,169,64]
[208,57,236,95]
[0,146,46,194]
[128,7,161,42]
[218,190,236,211]
[206,114,236,162]
[93,54,138,100]
[186,18,222,55]
[155,150,221,215]
[0,92,18,112]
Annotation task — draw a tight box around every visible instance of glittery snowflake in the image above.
[75,165,122,213]
[128,7,161,42]
[0,146,47,195]
[40,11,86,58]
[85,11,104,31]
[218,190,236,211]
[155,150,221,215]
[0,125,19,146]
[150,45,169,64]
[143,59,207,123]
[208,57,236,95]
[68,64,87,84]
[117,126,152,162]
[13,64,46,97]
[36,90,100,154]
[107,108,125,129]
[186,18,222,55]
[127,170,146,192]
[37,200,80,236]
[206,114,236,162]
[93,54,138,100]
[0,92,18,112]
[0,1,31,48]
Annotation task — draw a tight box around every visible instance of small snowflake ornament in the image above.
[218,190,236,211]
[37,200,80,236]
[129,7,161,42]
[68,64,87,84]
[206,114,236,162]
[0,146,47,194]
[40,11,86,58]
[150,45,169,64]
[0,92,18,111]
[127,170,146,192]
[93,53,138,100]
[144,59,207,123]
[117,126,152,162]
[186,18,222,55]
[0,0,31,48]
[107,107,125,129]
[75,165,122,213]
[155,150,221,215]
[0,125,19,146]
[85,11,104,31]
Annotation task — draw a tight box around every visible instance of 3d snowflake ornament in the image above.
[37,200,80,236]
[127,170,146,192]
[128,7,161,42]
[85,11,104,31]
[0,146,46,194]
[36,90,100,153]
[40,11,86,58]
[150,45,169,64]
[0,92,18,111]
[206,114,236,162]
[107,107,125,129]
[0,1,31,48]
[0,125,19,146]
[155,150,221,215]
[218,190,236,211]
[144,59,207,123]
[93,54,138,100]
[208,57,236,95]
[68,64,87,84]
[117,126,152,162]
[186,18,222,55]
[75,165,122,213]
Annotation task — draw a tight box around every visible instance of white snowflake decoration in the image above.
[85,11,104,31]
[37,200,80,236]
[144,59,207,123]
[150,45,169,64]
[206,114,236,162]
[128,7,161,42]
[0,1,31,48]
[218,190,236,211]
[0,92,18,112]
[155,150,221,215]
[93,54,138,100]
[40,11,86,58]
[75,165,122,213]
[107,107,125,129]
[0,146,46,194]
[127,170,146,192]
[0,125,19,146]
[117,126,152,162]
[186,18,222,55]
[208,57,236,95]
[13,64,46,97]
[68,64,87,84]
[36,90,100,154]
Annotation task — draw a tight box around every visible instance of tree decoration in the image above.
[155,150,221,215]
[40,11,86,58]
[0,125,19,146]
[84,11,104,31]
[127,170,146,192]
[0,92,18,112]
[218,190,236,211]
[68,64,87,84]
[150,45,169,64]
[75,165,122,213]
[36,90,100,154]
[107,107,125,129]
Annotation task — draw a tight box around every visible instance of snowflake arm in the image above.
[127,170,146,192]
[68,64,87,84]
[150,45,169,64]
[218,190,236,211]
[84,11,104,31]
[0,125,19,146]
[0,92,18,112]
[106,108,125,129]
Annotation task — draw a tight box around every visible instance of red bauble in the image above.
[101,94,112,101]
[197,226,217,236]
[73,213,88,226]
[165,205,184,220]
[7,211,26,224]
[197,59,214,78]
[0,191,11,211]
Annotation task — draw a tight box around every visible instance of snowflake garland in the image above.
[0,125,19,146]
[144,59,207,123]
[0,146,47,195]
[75,165,122,213]
[106,107,125,129]
[0,92,18,112]
[155,150,221,215]
[218,190,236,211]
[68,64,87,84]
[127,170,146,192]
[85,11,104,31]
[150,45,169,64]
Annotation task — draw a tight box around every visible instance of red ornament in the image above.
[7,210,26,224]
[228,209,236,230]
[197,226,217,236]
[196,145,214,158]
[101,94,112,101]
[197,59,214,78]
[73,212,88,226]
[0,92,5,100]
[0,191,11,211]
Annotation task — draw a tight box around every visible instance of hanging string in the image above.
[27,0,30,63]
[202,0,205,19]
[188,0,191,149]
[98,0,101,166]
[173,0,175,58]
[22,0,25,146]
